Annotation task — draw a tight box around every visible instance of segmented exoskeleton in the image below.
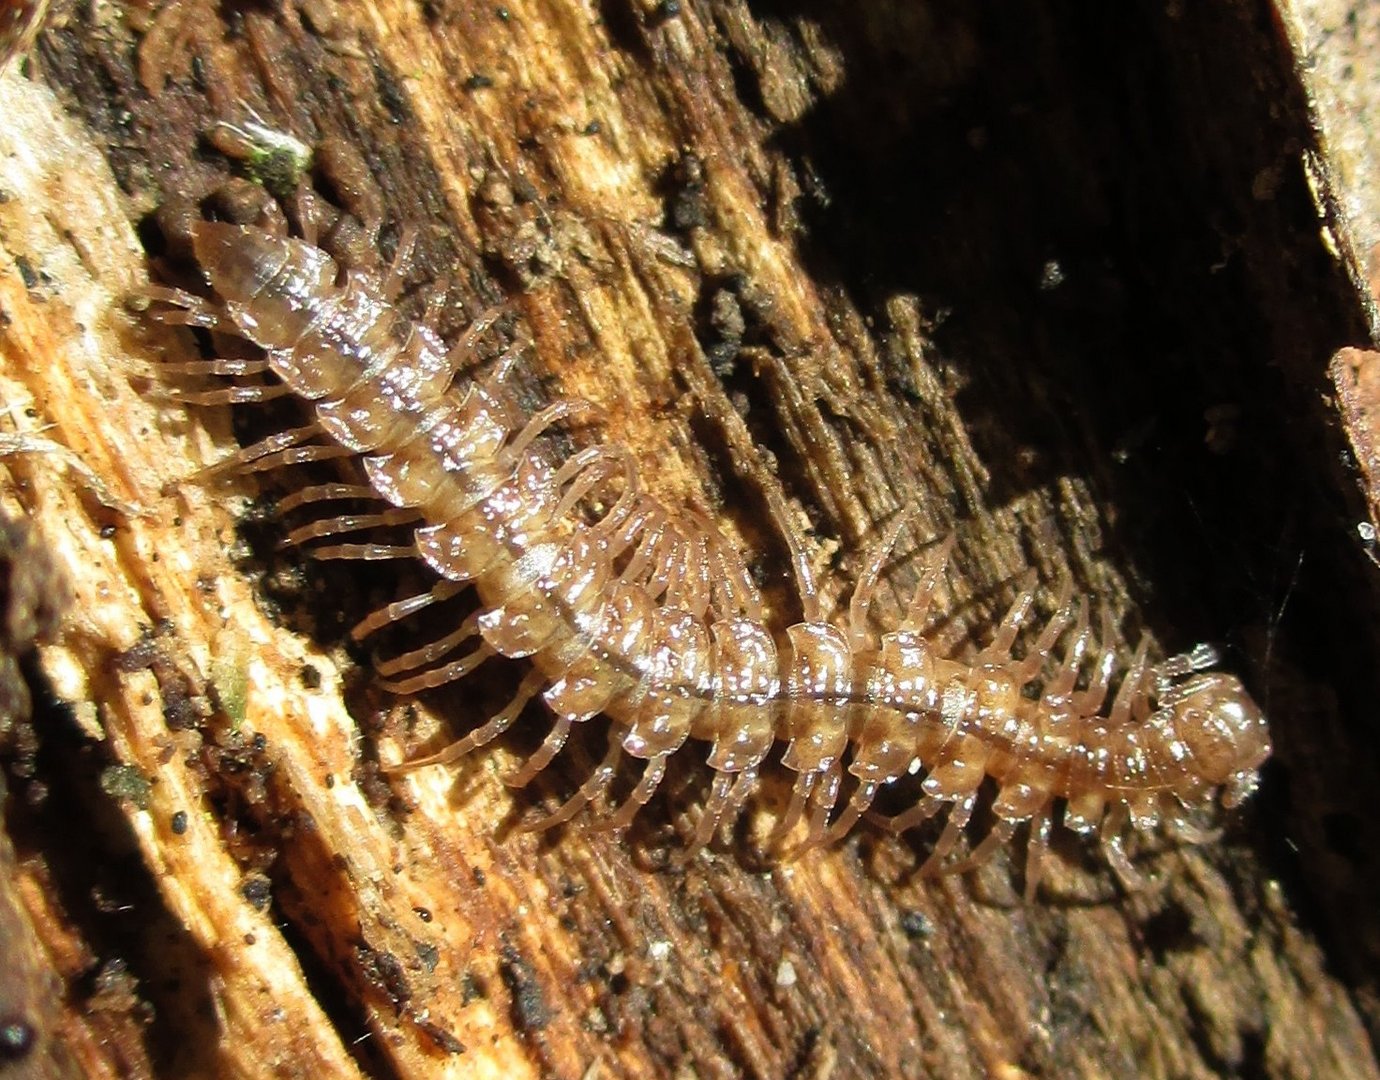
[148,216,1270,898]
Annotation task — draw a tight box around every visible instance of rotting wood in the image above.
[0,2,1378,1078]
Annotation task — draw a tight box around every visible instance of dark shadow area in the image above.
[734,0,1380,1038]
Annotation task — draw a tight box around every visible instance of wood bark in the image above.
[2,1,1379,1078]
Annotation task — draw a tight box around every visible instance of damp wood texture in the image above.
[3,2,1380,1078]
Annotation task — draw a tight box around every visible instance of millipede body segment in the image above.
[149,215,1271,898]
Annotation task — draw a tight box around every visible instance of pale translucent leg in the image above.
[446,304,512,378]
[681,507,763,623]
[191,422,325,479]
[158,358,271,376]
[974,569,1039,666]
[675,766,760,867]
[522,735,623,834]
[278,483,380,514]
[678,532,713,621]
[165,383,293,406]
[502,398,597,466]
[228,443,355,475]
[592,753,671,832]
[900,534,957,633]
[351,579,467,641]
[763,487,822,623]
[1163,807,1221,846]
[871,792,945,835]
[941,818,1018,878]
[310,541,419,561]
[1023,806,1053,903]
[1108,638,1152,726]
[618,515,669,588]
[819,778,881,846]
[385,667,543,771]
[374,612,480,678]
[379,223,419,301]
[1042,599,1090,697]
[917,793,977,878]
[377,642,494,694]
[799,760,843,850]
[552,445,636,524]
[676,770,734,867]
[504,713,574,789]
[1072,609,1119,715]
[281,507,421,548]
[1099,801,1145,892]
[143,285,231,330]
[848,508,919,653]
[768,769,818,848]
[1009,579,1078,683]
[928,801,1052,901]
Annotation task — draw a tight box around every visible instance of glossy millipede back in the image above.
[146,163,1270,900]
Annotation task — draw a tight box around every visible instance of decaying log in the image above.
[2,1,1380,1077]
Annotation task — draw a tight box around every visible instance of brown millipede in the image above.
[145,184,1271,899]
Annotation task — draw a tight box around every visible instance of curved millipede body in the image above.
[148,216,1271,898]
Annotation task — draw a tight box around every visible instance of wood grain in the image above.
[2,1,1379,1077]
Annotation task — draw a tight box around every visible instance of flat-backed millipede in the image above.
[145,189,1271,900]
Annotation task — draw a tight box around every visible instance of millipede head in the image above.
[188,221,337,347]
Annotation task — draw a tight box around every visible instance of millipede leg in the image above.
[848,508,918,652]
[143,285,231,331]
[676,533,712,621]
[1073,609,1119,715]
[1163,810,1221,846]
[281,507,422,548]
[504,714,574,789]
[1107,638,1152,726]
[522,735,623,833]
[446,304,510,377]
[503,398,597,466]
[1041,599,1090,697]
[166,383,293,407]
[374,612,480,678]
[676,765,760,866]
[676,769,735,866]
[235,443,356,474]
[351,580,467,641]
[277,483,380,513]
[1009,579,1078,682]
[384,667,543,773]
[311,541,419,561]
[820,779,880,846]
[377,641,494,694]
[380,223,419,301]
[941,817,1018,878]
[595,754,670,832]
[763,487,822,623]
[917,794,976,878]
[870,793,944,835]
[705,537,764,622]
[157,357,272,377]
[1099,802,1145,892]
[191,422,324,480]
[1023,807,1052,903]
[799,760,843,851]
[900,534,956,633]
[768,769,818,848]
[721,764,759,826]
[975,569,1039,665]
